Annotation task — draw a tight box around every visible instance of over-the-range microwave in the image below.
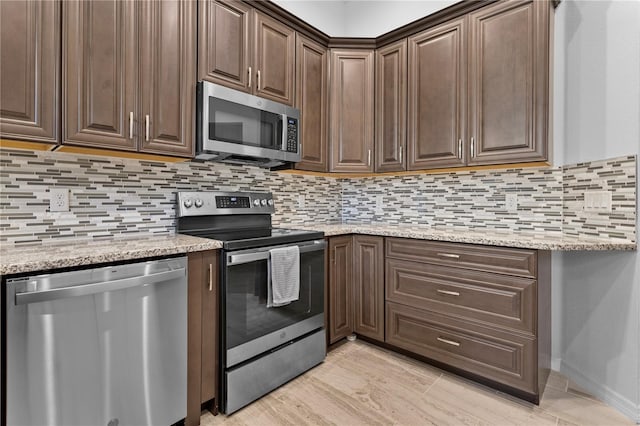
[196,81,300,168]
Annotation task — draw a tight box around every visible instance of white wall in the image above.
[272,0,458,37]
[553,0,640,421]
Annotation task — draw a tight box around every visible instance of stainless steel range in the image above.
[176,191,326,414]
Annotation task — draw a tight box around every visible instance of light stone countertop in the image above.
[285,223,637,251]
[1,223,635,276]
[0,234,221,276]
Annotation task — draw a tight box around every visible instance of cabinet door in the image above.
[200,251,219,412]
[63,0,137,150]
[329,50,375,172]
[353,236,385,341]
[329,236,353,344]
[468,0,549,165]
[254,11,296,105]
[0,0,59,143]
[375,40,407,172]
[407,17,466,170]
[139,0,196,157]
[295,35,328,172]
[198,0,251,93]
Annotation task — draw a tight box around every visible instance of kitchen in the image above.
[0,0,638,425]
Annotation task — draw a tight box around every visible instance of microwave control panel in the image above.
[286,118,298,153]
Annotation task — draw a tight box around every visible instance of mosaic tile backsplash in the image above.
[0,148,636,246]
[0,149,341,245]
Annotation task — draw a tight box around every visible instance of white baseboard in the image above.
[559,360,640,424]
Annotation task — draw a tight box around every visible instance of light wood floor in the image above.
[201,339,634,426]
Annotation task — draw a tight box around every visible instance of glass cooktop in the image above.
[186,227,324,251]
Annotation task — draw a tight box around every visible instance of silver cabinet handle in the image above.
[129,111,134,139]
[458,139,462,159]
[399,145,403,164]
[209,266,214,291]
[367,149,371,166]
[437,253,460,259]
[437,289,460,296]
[248,67,252,88]
[437,337,460,347]
[15,268,186,305]
[145,114,150,141]
[471,137,475,157]
[228,240,326,266]
[257,70,261,90]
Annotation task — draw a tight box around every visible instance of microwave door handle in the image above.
[281,114,287,151]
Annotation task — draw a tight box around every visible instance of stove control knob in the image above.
[183,199,193,208]
[260,199,267,206]
[194,199,204,208]
[267,199,274,206]
[253,199,260,207]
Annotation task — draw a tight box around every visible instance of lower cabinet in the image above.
[328,235,385,344]
[187,250,219,425]
[327,234,550,403]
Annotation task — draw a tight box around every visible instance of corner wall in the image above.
[552,0,640,421]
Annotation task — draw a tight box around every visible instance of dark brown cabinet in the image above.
[375,40,407,172]
[353,235,385,341]
[63,0,196,156]
[384,237,550,403]
[295,35,329,172]
[0,0,60,144]
[407,17,466,170]
[328,235,353,343]
[329,49,375,172]
[468,0,550,165]
[187,250,219,425]
[199,1,296,106]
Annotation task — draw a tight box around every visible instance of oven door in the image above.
[222,239,325,368]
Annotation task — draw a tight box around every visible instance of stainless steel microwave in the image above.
[196,81,300,167]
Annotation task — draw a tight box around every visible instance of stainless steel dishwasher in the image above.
[4,256,188,426]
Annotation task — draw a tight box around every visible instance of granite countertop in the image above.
[1,223,635,276]
[0,234,221,276]
[285,223,637,251]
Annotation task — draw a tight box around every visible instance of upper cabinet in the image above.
[329,49,375,173]
[379,0,551,171]
[199,0,296,106]
[375,40,407,173]
[295,35,329,172]
[63,0,196,156]
[0,0,60,144]
[407,17,466,170]
[468,0,550,165]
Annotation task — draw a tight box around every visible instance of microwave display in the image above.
[209,98,282,150]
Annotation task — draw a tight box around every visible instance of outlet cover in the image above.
[375,195,383,213]
[297,194,306,209]
[505,193,518,212]
[50,188,69,212]
[584,191,612,212]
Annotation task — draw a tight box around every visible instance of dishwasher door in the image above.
[5,256,188,426]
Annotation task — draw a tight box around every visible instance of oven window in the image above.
[209,98,282,150]
[225,250,324,350]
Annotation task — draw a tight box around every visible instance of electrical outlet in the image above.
[584,191,612,212]
[297,194,306,209]
[375,195,383,214]
[505,193,518,212]
[49,188,69,212]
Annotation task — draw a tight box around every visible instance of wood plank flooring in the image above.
[201,340,633,425]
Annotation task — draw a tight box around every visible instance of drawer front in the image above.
[386,259,536,334]
[386,302,537,394]
[386,238,537,278]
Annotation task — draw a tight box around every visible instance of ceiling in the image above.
[271,0,460,38]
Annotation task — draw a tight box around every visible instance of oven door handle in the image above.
[227,240,326,266]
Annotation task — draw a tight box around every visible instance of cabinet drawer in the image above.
[386,302,536,394]
[386,259,536,334]
[386,238,537,278]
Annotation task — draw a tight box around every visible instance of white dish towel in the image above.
[267,245,300,308]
